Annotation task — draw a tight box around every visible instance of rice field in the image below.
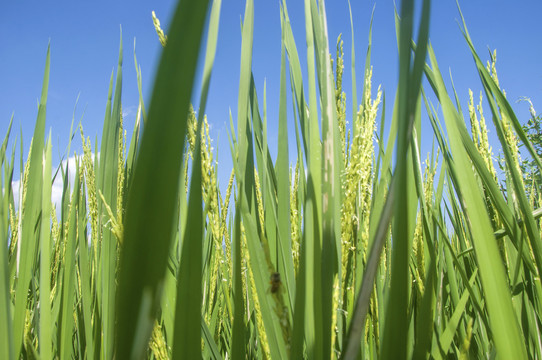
[1,0,541,358]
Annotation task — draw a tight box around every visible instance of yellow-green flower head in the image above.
[152,11,168,47]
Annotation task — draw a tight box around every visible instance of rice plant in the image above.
[1,0,541,358]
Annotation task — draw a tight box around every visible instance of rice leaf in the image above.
[13,45,49,360]
[424,41,528,358]
[116,0,210,357]
[0,118,14,360]
[59,160,80,360]
[38,134,53,359]
[172,117,204,359]
[381,1,430,358]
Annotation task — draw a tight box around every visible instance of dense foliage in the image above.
[1,0,541,359]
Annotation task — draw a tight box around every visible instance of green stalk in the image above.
[0,116,14,360]
[173,0,221,355]
[39,134,53,359]
[59,161,80,360]
[308,1,342,358]
[172,116,204,359]
[115,0,210,357]
[231,193,245,359]
[98,32,122,360]
[13,45,49,360]
[277,14,296,313]
[381,1,430,358]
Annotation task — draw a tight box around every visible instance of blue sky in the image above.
[1,0,541,195]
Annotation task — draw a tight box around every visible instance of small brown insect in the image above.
[270,272,281,294]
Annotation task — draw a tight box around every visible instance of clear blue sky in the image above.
[1,0,541,192]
